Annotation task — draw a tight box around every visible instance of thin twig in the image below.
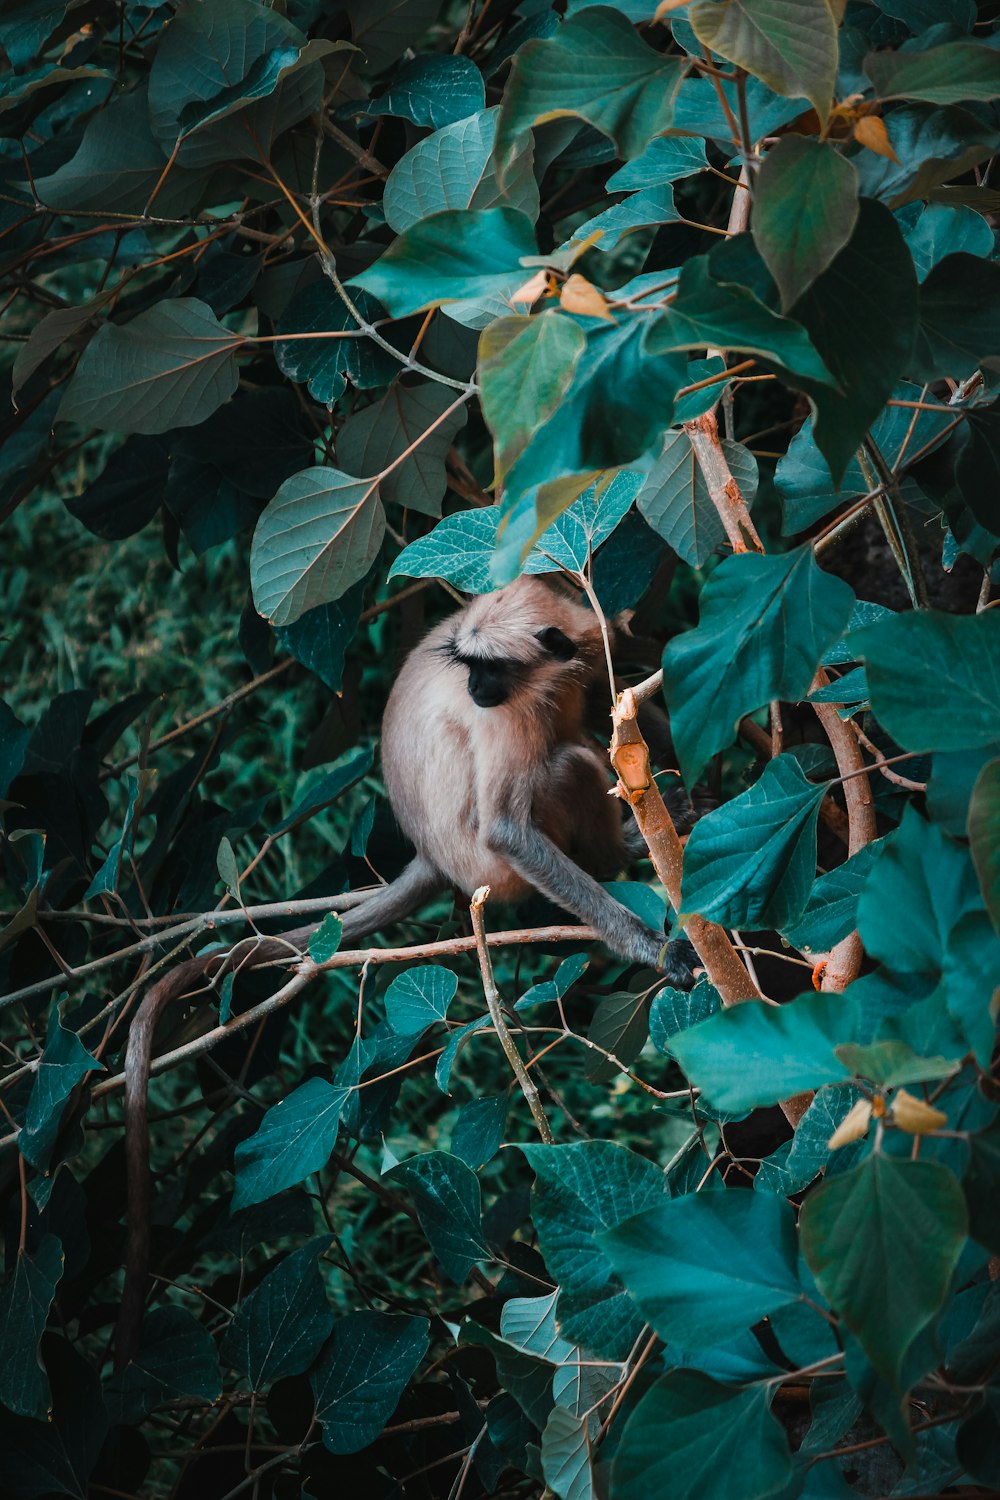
[469,887,554,1143]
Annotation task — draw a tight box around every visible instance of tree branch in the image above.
[470,887,554,1143]
[610,688,812,1128]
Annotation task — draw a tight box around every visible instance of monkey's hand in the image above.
[657,936,699,989]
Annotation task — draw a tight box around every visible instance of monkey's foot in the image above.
[658,936,698,989]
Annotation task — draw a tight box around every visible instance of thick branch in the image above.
[810,673,877,992]
[610,690,759,1004]
[611,689,811,1128]
[683,408,765,553]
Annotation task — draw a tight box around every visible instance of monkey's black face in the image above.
[448,621,578,708]
[466,658,512,707]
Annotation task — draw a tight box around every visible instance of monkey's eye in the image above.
[536,626,576,661]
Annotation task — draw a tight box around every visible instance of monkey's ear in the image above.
[536,626,577,661]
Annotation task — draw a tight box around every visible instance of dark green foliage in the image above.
[1,1,999,1496]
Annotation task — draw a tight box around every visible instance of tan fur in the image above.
[382,577,615,900]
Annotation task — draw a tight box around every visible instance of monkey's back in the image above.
[381,620,537,900]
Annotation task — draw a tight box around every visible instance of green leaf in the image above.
[637,432,757,567]
[384,106,539,233]
[350,206,537,317]
[569,183,682,252]
[792,199,919,484]
[479,314,587,483]
[606,135,708,192]
[902,202,993,282]
[969,757,1000,935]
[33,86,207,217]
[864,38,1000,105]
[343,0,442,72]
[338,381,467,520]
[0,5,74,70]
[57,299,241,436]
[309,914,343,964]
[926,744,999,838]
[271,745,373,835]
[250,467,385,627]
[759,1085,868,1196]
[386,1150,488,1282]
[669,992,855,1112]
[216,834,240,898]
[451,1095,508,1169]
[501,319,687,505]
[495,8,686,176]
[939,910,1000,1068]
[311,1310,428,1453]
[221,1236,333,1388]
[603,1191,801,1350]
[106,1305,222,1423]
[541,1406,592,1500]
[521,1140,667,1296]
[645,253,836,388]
[689,0,838,120]
[774,380,953,533]
[389,504,502,591]
[276,284,399,406]
[912,253,1000,381]
[858,805,982,977]
[85,771,145,900]
[462,1321,555,1430]
[147,0,329,166]
[648,981,723,1054]
[1,62,108,115]
[384,966,458,1035]
[585,990,649,1083]
[834,1040,959,1089]
[20,1006,101,1171]
[518,954,590,1008]
[521,1140,667,1358]
[752,137,859,311]
[232,1077,349,1210]
[611,1370,792,1500]
[801,1155,967,1388]
[276,578,366,692]
[1,1335,108,1497]
[367,53,485,129]
[0,1235,63,1419]
[663,547,854,785]
[525,471,642,574]
[782,842,882,955]
[854,102,998,211]
[851,608,1000,753]
[13,296,107,397]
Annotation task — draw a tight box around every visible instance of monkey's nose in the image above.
[468,682,507,708]
[467,666,507,707]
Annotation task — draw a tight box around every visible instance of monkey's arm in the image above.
[486,814,691,983]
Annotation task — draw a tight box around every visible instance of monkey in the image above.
[117,575,692,1366]
[338,574,694,974]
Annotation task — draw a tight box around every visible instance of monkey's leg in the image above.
[486,815,680,972]
[538,744,627,879]
[337,855,446,945]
